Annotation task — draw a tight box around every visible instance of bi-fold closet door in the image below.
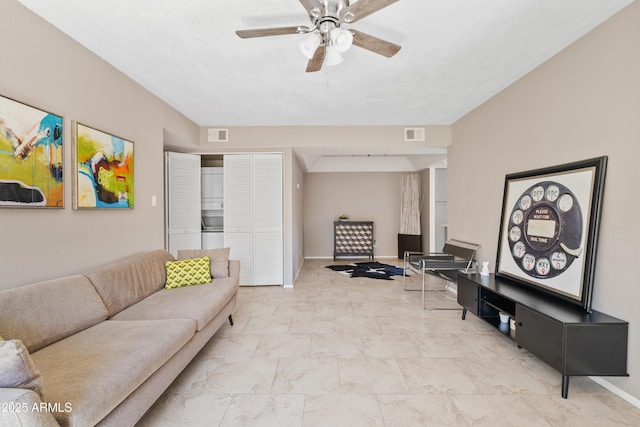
[165,152,202,257]
[224,153,283,286]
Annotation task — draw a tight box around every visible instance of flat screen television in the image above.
[495,156,607,312]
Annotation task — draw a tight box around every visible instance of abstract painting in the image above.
[0,94,63,207]
[72,122,134,209]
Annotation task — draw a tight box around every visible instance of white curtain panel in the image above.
[399,173,422,235]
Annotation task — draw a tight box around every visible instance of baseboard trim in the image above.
[589,377,640,409]
[291,257,305,286]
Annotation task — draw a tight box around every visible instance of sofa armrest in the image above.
[228,260,240,280]
[0,388,59,427]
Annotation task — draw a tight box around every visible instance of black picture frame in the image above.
[495,156,607,312]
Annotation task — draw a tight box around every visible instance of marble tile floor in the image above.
[137,258,640,426]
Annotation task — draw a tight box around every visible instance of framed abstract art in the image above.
[72,121,134,209]
[0,94,63,208]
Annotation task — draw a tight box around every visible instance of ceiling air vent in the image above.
[404,128,425,142]
[207,128,229,143]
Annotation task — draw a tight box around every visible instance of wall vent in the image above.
[404,128,425,142]
[207,128,229,143]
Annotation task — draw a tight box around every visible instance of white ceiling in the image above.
[15,0,634,171]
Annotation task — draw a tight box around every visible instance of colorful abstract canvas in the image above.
[73,122,134,209]
[0,94,63,207]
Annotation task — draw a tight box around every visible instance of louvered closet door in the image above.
[223,155,252,233]
[223,153,283,286]
[224,154,253,285]
[165,152,201,257]
[253,154,283,285]
[224,232,253,285]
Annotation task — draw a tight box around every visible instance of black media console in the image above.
[457,273,628,398]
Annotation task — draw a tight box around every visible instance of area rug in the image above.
[325,262,407,280]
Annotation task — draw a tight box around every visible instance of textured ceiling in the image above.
[15,0,634,128]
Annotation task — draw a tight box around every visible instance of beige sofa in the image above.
[0,249,239,427]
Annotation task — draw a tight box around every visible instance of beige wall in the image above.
[292,154,305,280]
[1,1,199,289]
[197,126,451,152]
[193,127,446,280]
[449,1,639,400]
[303,172,403,258]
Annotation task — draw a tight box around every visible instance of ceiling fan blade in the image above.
[235,26,307,38]
[298,0,321,13]
[350,29,401,58]
[340,0,400,23]
[306,45,325,72]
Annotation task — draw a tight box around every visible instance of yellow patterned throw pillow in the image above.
[165,256,211,289]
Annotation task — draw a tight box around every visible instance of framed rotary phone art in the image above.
[495,156,608,312]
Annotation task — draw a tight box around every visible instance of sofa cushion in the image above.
[0,275,108,353]
[0,339,45,398]
[111,276,238,331]
[31,319,196,427]
[84,250,175,317]
[178,248,230,278]
[165,256,211,289]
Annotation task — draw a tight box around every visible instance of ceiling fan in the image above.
[236,0,401,72]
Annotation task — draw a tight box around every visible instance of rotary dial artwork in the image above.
[508,181,583,279]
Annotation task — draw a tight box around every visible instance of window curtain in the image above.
[399,173,422,235]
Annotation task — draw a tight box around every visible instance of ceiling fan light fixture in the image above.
[324,45,344,66]
[330,28,353,53]
[299,33,322,59]
[237,0,402,72]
